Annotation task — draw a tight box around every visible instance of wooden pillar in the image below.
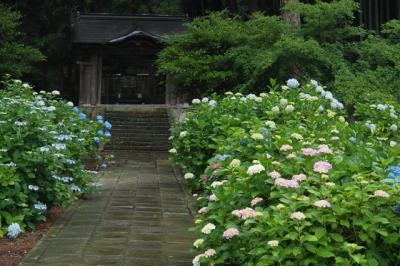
[78,61,93,106]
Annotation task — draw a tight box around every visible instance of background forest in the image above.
[1,0,400,105]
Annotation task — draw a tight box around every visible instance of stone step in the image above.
[107,118,170,124]
[104,109,171,152]
[110,120,170,127]
[106,113,169,117]
[104,145,170,151]
[106,139,170,144]
[111,126,170,131]
[110,135,170,140]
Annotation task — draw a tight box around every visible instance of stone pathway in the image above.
[21,152,194,266]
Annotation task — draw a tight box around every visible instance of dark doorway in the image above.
[101,55,165,104]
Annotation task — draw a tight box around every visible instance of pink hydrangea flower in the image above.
[280,144,293,152]
[302,148,317,156]
[313,161,332,173]
[203,249,216,258]
[251,197,263,207]
[211,163,221,170]
[232,207,258,220]
[292,173,307,182]
[317,144,333,154]
[275,177,299,188]
[313,199,331,208]
[200,175,208,181]
[268,171,281,179]
[373,190,390,198]
[290,211,306,220]
[223,228,240,239]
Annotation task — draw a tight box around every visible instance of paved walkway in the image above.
[21,152,194,266]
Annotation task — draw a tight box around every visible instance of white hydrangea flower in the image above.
[390,124,398,132]
[67,101,74,107]
[201,97,209,103]
[246,94,257,100]
[247,164,265,175]
[211,180,227,188]
[279,98,288,106]
[208,100,217,107]
[201,223,216,234]
[184,173,194,179]
[310,79,318,86]
[267,240,279,247]
[51,90,60,96]
[285,105,294,113]
[169,148,177,153]
[271,106,280,113]
[192,99,201,104]
[180,131,188,138]
[193,239,204,248]
[315,86,324,93]
[265,120,276,129]
[229,159,241,168]
[251,133,264,140]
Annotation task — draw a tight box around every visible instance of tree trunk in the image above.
[245,0,259,13]
[225,0,238,13]
[280,0,301,27]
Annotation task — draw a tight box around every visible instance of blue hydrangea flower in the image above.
[96,155,102,161]
[105,131,111,138]
[34,202,47,212]
[79,113,87,120]
[349,137,357,142]
[104,121,112,130]
[71,185,81,192]
[100,163,108,170]
[7,222,21,239]
[215,154,229,161]
[72,107,79,113]
[93,137,100,144]
[287,78,300,88]
[65,159,76,165]
[97,130,104,136]
[96,114,103,121]
[394,204,400,215]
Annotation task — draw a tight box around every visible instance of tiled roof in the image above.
[72,14,186,44]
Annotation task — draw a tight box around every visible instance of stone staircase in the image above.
[104,108,171,151]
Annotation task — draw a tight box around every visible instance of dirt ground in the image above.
[0,208,64,266]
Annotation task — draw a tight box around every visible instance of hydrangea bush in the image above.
[170,80,400,265]
[0,79,111,238]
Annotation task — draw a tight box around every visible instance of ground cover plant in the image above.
[0,78,111,239]
[170,79,400,265]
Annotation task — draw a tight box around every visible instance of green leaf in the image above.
[316,248,335,258]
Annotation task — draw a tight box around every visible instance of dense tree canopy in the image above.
[159,0,400,105]
[0,4,43,78]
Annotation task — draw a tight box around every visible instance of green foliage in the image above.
[159,1,400,105]
[170,80,400,265]
[0,4,44,78]
[159,12,332,96]
[0,78,111,237]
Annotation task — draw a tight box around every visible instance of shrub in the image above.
[170,79,400,265]
[0,78,110,238]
